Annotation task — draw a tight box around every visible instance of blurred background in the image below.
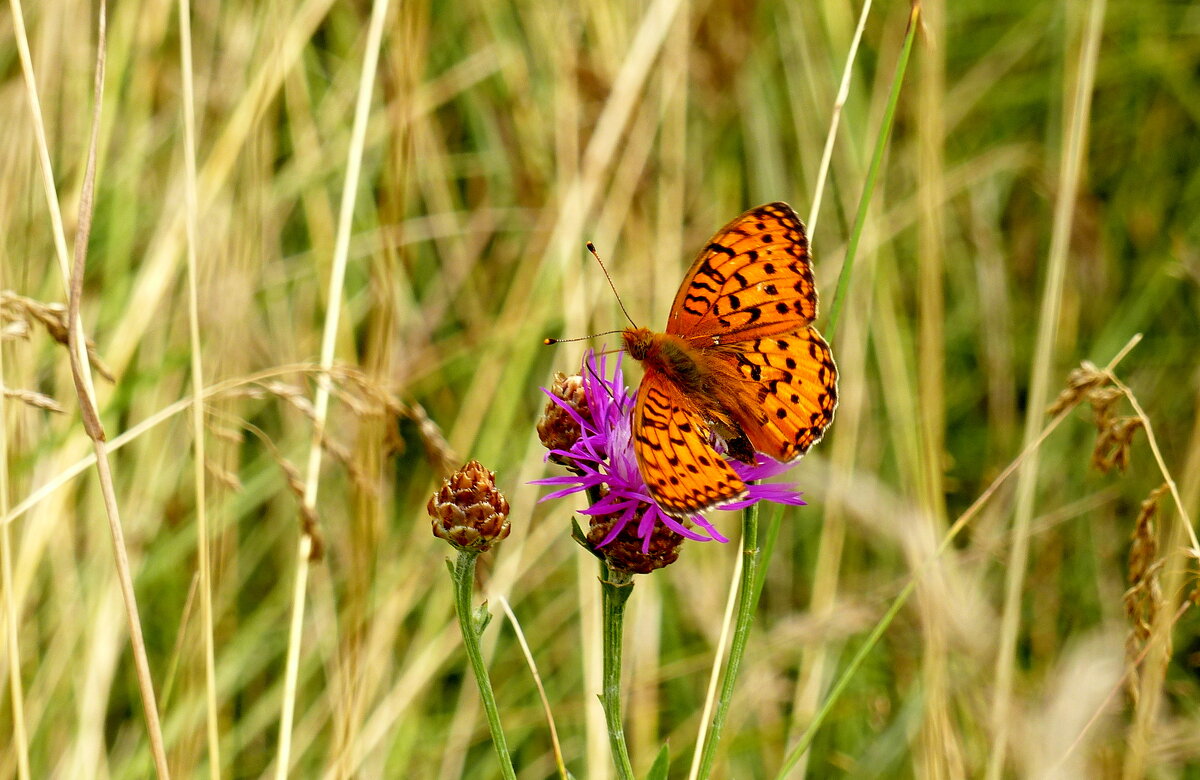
[1,0,1199,776]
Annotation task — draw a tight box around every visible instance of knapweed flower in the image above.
[533,350,806,555]
[429,460,511,552]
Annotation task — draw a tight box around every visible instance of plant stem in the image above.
[773,337,1142,778]
[453,549,516,780]
[694,503,760,778]
[599,562,636,780]
[825,2,921,341]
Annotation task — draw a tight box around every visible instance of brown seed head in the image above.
[1087,386,1124,430]
[587,507,686,575]
[1047,360,1109,416]
[1091,416,1143,474]
[1124,483,1170,700]
[428,460,511,552]
[537,372,591,465]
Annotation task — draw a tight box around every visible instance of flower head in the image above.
[536,372,591,468]
[429,460,511,552]
[533,350,806,555]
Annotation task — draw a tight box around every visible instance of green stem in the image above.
[753,504,785,603]
[770,10,921,777]
[775,578,915,777]
[825,2,921,341]
[599,562,637,780]
[453,548,517,780]
[696,502,761,778]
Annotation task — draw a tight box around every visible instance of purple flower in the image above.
[532,350,807,553]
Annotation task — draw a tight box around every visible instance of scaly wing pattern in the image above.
[720,325,838,462]
[666,202,817,344]
[632,367,748,517]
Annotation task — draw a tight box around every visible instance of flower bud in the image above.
[587,508,685,574]
[537,372,590,464]
[428,460,511,552]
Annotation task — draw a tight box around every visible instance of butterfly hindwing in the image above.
[632,368,748,517]
[720,325,838,462]
[667,202,817,343]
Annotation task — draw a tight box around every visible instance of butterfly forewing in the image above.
[720,325,838,462]
[632,368,749,517]
[666,202,817,344]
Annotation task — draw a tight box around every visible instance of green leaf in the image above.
[571,516,604,560]
[644,745,670,780]
[473,602,492,633]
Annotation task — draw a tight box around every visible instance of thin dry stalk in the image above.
[498,596,568,779]
[159,572,201,711]
[178,0,221,773]
[786,5,873,771]
[0,292,114,382]
[1107,372,1200,551]
[2,386,65,414]
[987,2,1107,775]
[0,289,32,780]
[806,0,873,238]
[780,335,1143,776]
[687,551,743,780]
[1106,371,1200,778]
[0,363,387,531]
[205,411,325,557]
[12,0,170,775]
[1050,598,1194,774]
[276,0,394,774]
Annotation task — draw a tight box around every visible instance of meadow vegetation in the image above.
[1,0,1199,776]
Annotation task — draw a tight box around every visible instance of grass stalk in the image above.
[1107,373,1199,551]
[177,0,221,775]
[806,0,873,238]
[498,596,569,778]
[0,295,31,780]
[825,2,920,341]
[687,534,742,780]
[12,1,171,774]
[1109,369,1199,778]
[275,0,393,773]
[778,335,1141,777]
[693,503,761,779]
[986,2,1107,774]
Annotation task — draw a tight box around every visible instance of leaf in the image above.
[644,745,670,780]
[473,602,492,634]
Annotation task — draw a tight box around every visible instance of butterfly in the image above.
[622,202,837,518]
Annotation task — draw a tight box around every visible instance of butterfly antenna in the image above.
[586,242,638,329]
[543,330,623,346]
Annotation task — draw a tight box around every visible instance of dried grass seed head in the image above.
[1091,416,1143,474]
[1046,360,1109,416]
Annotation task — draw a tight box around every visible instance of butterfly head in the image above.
[621,327,655,362]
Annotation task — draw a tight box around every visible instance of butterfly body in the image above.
[622,327,709,400]
[621,203,838,518]
[622,326,752,455]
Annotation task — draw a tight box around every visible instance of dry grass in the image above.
[2,0,1199,777]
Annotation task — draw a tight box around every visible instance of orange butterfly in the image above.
[622,202,837,518]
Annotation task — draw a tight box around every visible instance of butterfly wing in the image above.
[717,325,838,462]
[632,366,748,517]
[667,202,817,343]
